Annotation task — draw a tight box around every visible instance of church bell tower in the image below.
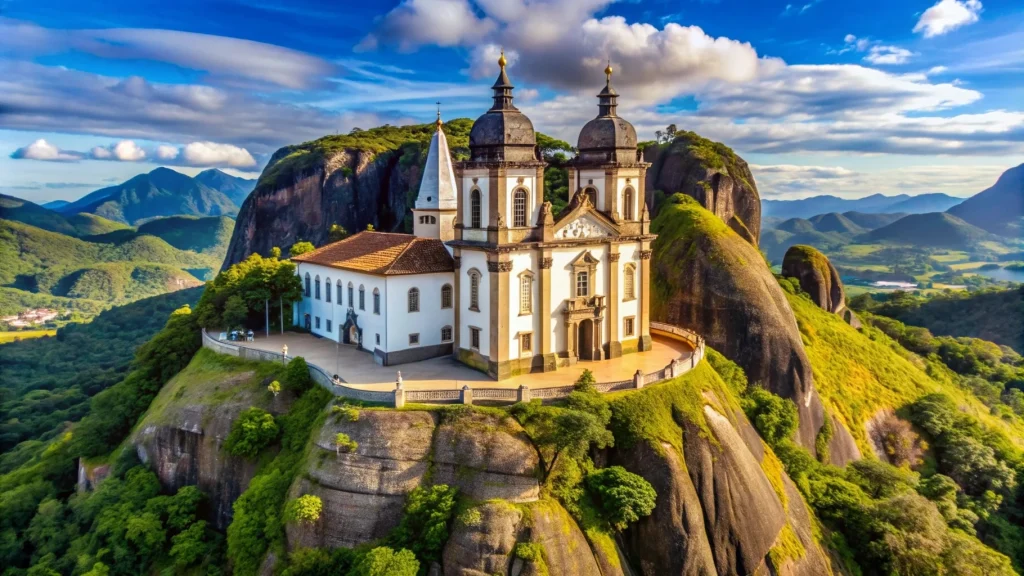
[412,109,458,243]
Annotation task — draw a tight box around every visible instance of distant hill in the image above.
[0,194,130,237]
[136,216,234,255]
[763,192,964,219]
[947,164,1024,238]
[808,212,867,235]
[57,167,240,225]
[0,218,217,306]
[860,212,997,249]
[841,211,907,230]
[193,169,256,205]
[41,200,69,210]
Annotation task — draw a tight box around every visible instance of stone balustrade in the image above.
[202,324,706,408]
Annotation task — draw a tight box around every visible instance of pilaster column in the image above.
[604,170,616,216]
[607,249,621,358]
[639,245,653,351]
[539,253,555,371]
[488,259,512,378]
[453,249,462,353]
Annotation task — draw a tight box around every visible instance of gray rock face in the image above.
[443,502,522,576]
[223,148,418,268]
[613,405,833,576]
[644,137,761,244]
[286,409,541,551]
[782,245,845,315]
[651,195,827,452]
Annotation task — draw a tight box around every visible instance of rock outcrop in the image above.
[285,409,541,551]
[132,361,293,529]
[782,245,861,329]
[644,134,761,244]
[650,193,828,453]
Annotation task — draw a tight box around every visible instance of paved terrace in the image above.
[215,330,693,391]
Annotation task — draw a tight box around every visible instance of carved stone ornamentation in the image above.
[540,257,553,269]
[555,216,609,240]
[496,213,505,228]
[608,252,621,262]
[639,250,653,260]
[487,261,514,273]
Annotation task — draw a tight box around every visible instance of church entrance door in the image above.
[304,314,311,331]
[578,319,594,361]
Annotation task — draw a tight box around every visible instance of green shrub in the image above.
[349,546,418,576]
[289,242,315,257]
[280,547,356,576]
[334,433,357,454]
[284,357,313,393]
[331,403,359,421]
[388,484,458,566]
[585,466,657,531]
[742,388,798,446]
[573,369,596,392]
[287,494,322,525]
[224,407,279,458]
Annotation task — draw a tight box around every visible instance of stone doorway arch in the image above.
[578,319,595,361]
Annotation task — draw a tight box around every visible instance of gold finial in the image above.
[498,48,507,69]
[435,101,442,128]
[605,59,613,78]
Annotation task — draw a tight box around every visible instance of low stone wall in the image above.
[201,325,706,408]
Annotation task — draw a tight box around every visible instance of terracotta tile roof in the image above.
[291,231,454,275]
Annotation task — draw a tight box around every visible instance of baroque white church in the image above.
[292,55,655,379]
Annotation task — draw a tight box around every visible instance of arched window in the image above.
[469,270,480,311]
[408,288,420,312]
[471,188,482,228]
[325,277,331,302]
[358,285,365,310]
[583,187,597,206]
[347,282,354,307]
[623,187,634,220]
[304,273,311,297]
[624,264,636,300]
[441,284,453,309]
[337,280,343,305]
[576,271,589,297]
[315,275,321,300]
[520,273,533,314]
[513,188,528,227]
[441,325,453,342]
[373,288,380,314]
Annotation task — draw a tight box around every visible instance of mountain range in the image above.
[762,192,965,219]
[54,168,255,225]
[948,163,1024,238]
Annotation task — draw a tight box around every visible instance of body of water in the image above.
[974,267,1024,283]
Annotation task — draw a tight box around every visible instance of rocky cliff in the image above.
[643,133,761,244]
[782,245,861,328]
[222,121,474,268]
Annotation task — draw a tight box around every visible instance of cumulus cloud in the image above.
[180,142,257,167]
[89,140,147,161]
[913,0,982,38]
[0,18,334,89]
[10,139,83,162]
[156,145,179,161]
[357,0,496,51]
[840,35,916,65]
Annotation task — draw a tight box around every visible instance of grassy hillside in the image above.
[136,215,234,255]
[841,211,907,230]
[862,212,996,249]
[808,212,867,235]
[0,194,131,237]
[66,212,130,236]
[0,218,218,307]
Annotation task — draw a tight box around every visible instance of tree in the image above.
[289,241,315,257]
[539,410,614,480]
[388,485,458,566]
[743,388,798,446]
[334,432,357,455]
[585,466,657,531]
[284,357,313,393]
[328,224,349,242]
[573,369,596,393]
[222,295,248,330]
[366,224,375,231]
[270,247,282,258]
[224,407,279,458]
[268,381,281,397]
[665,124,678,140]
[287,495,323,526]
[169,521,211,567]
[350,547,419,576]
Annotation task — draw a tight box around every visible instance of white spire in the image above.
[415,121,458,211]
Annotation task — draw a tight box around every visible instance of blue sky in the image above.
[0,0,1021,202]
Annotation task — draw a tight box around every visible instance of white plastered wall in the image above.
[459,249,490,357]
[384,273,455,352]
[296,263,387,352]
[503,170,539,227]
[549,243,608,354]
[462,169,489,242]
[617,243,641,340]
[507,251,538,360]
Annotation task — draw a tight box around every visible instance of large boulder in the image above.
[782,245,845,314]
[650,193,827,452]
[644,133,761,244]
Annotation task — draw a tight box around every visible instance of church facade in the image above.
[293,54,655,380]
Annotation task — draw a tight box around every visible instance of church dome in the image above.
[468,52,539,163]
[576,65,638,164]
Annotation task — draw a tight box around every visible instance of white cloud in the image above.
[89,140,146,161]
[927,65,949,75]
[913,0,982,38]
[752,163,1006,199]
[864,45,916,65]
[0,18,334,89]
[156,145,179,161]
[10,139,82,161]
[357,0,496,51]
[180,142,257,167]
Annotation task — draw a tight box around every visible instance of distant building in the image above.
[293,55,654,379]
[2,308,60,327]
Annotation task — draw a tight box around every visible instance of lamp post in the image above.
[282,344,288,364]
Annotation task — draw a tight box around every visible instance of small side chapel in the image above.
[292,53,655,380]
